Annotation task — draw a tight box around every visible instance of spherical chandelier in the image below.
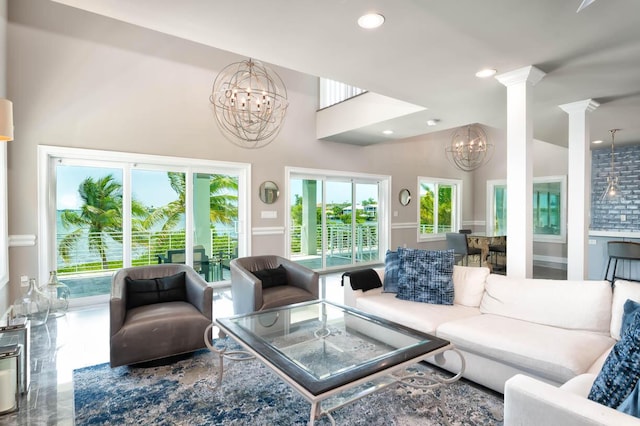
[210,59,289,149]
[445,124,493,172]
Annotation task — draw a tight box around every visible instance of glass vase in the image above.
[13,278,50,327]
[45,271,71,318]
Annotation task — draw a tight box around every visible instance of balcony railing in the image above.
[56,229,237,275]
[318,78,367,110]
[290,223,378,261]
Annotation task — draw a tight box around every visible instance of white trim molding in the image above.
[391,222,418,230]
[9,234,37,247]
[252,226,286,236]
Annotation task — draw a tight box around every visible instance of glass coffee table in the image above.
[206,301,465,425]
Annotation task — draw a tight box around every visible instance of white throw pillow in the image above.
[610,280,640,340]
[452,265,490,307]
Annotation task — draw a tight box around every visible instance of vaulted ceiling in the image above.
[52,0,640,147]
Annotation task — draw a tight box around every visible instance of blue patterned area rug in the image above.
[73,342,503,425]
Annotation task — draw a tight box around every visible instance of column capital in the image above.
[559,99,600,114]
[495,66,546,87]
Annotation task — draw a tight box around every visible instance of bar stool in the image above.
[604,241,640,283]
[488,237,507,274]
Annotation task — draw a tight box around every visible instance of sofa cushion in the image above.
[452,265,490,307]
[355,291,480,334]
[611,280,640,340]
[396,248,454,305]
[437,314,616,384]
[480,274,612,333]
[383,249,400,293]
[588,312,640,409]
[125,272,186,309]
[253,264,288,289]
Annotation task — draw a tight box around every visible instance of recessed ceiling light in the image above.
[382,129,394,135]
[475,68,497,78]
[358,13,385,29]
[427,119,440,127]
[592,139,603,144]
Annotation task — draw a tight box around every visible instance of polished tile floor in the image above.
[0,265,563,425]
[0,273,345,425]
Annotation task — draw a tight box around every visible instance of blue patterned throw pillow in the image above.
[383,249,400,293]
[396,248,454,305]
[588,311,640,409]
[622,299,640,336]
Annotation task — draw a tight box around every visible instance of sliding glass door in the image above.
[41,147,249,303]
[287,168,388,271]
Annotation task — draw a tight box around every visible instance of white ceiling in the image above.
[52,0,640,147]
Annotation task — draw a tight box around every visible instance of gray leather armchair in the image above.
[230,255,319,315]
[110,264,213,367]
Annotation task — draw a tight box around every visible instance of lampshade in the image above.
[0,98,14,141]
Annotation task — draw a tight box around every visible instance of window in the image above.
[286,167,389,271]
[38,146,250,304]
[486,176,566,242]
[418,177,462,241]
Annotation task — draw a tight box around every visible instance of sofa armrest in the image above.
[504,374,640,426]
[184,267,213,320]
[110,270,127,339]
[343,267,384,308]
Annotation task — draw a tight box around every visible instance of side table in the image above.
[0,316,30,394]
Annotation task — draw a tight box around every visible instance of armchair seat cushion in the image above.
[261,285,316,310]
[111,301,211,367]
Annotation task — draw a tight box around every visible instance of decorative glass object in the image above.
[45,271,71,318]
[13,278,50,327]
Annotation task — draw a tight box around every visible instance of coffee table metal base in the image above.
[204,324,465,425]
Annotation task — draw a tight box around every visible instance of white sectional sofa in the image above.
[343,266,640,424]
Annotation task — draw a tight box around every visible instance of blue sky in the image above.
[57,166,379,210]
[57,166,179,210]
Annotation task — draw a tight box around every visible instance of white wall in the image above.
[3,0,567,308]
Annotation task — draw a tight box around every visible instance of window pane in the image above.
[355,183,379,263]
[326,181,352,267]
[132,170,186,268]
[194,173,238,282]
[438,184,454,233]
[290,178,323,269]
[533,182,561,236]
[419,180,457,235]
[494,185,507,235]
[56,165,123,298]
[419,182,436,234]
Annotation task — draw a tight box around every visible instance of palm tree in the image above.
[148,172,238,231]
[59,175,148,270]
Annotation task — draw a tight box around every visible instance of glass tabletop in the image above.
[216,301,449,396]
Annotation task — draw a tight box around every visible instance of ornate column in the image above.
[559,99,599,280]
[496,66,546,279]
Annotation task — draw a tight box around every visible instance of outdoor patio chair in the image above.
[109,264,213,367]
[230,255,319,315]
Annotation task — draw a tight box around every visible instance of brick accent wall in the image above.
[591,144,640,230]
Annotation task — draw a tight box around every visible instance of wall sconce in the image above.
[0,99,14,141]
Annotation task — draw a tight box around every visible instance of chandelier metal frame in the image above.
[210,59,288,149]
[445,124,493,172]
